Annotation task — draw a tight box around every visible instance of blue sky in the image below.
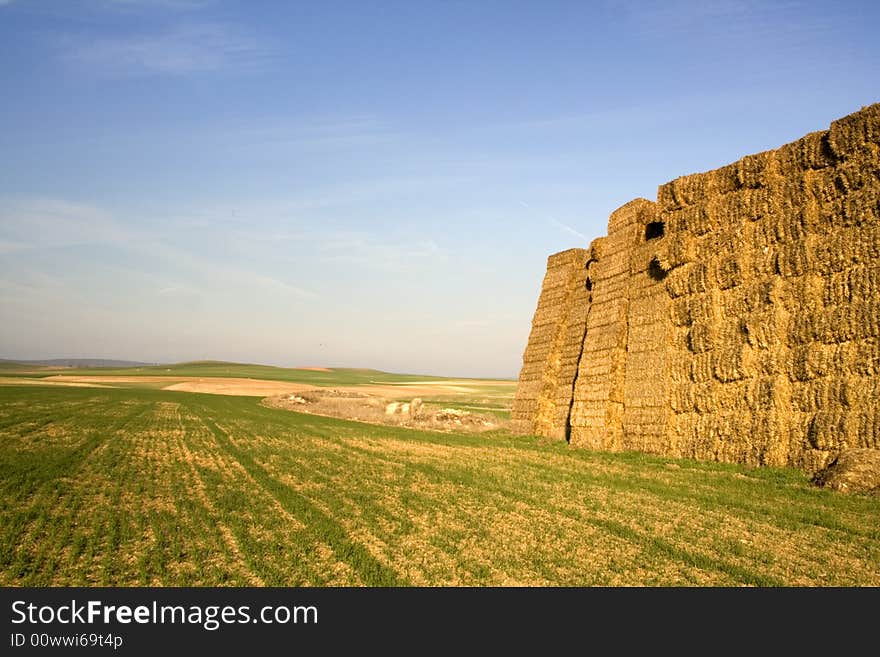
[1,0,878,377]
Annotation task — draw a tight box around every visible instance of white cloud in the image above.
[0,197,318,300]
[316,231,443,273]
[0,198,140,252]
[59,22,271,75]
[93,0,213,11]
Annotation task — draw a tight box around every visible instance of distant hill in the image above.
[0,358,159,369]
[0,358,515,382]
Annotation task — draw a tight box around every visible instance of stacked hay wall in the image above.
[511,248,591,439]
[622,207,673,455]
[569,200,667,449]
[514,103,879,472]
[656,103,880,470]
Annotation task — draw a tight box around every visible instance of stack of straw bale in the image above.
[511,247,591,438]
[655,102,878,470]
[569,199,658,450]
[513,103,879,473]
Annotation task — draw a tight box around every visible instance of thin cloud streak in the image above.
[94,0,213,10]
[0,197,318,300]
[58,22,272,75]
[519,200,590,244]
[548,218,589,243]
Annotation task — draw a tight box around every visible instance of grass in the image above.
[1,384,878,586]
[0,359,512,387]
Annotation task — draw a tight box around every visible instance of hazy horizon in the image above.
[2,1,878,378]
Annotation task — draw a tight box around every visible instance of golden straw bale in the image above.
[807,410,861,451]
[787,307,825,344]
[735,150,775,189]
[689,351,715,382]
[670,382,694,413]
[668,205,712,235]
[838,337,880,376]
[713,343,755,382]
[777,130,837,172]
[841,186,880,226]
[687,322,714,353]
[662,232,696,270]
[741,310,781,350]
[742,376,776,411]
[827,103,880,158]
[714,255,746,289]
[776,241,810,277]
[787,343,835,381]
[670,295,713,326]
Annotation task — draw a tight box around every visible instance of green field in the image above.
[1,385,878,586]
[0,359,493,386]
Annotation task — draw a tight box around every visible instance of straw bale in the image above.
[689,351,715,382]
[787,343,836,381]
[807,410,860,451]
[661,232,696,270]
[624,386,666,409]
[731,307,769,347]
[809,224,880,275]
[670,382,695,413]
[842,186,880,226]
[624,407,667,427]
[625,297,666,324]
[716,413,761,463]
[775,241,810,277]
[750,244,781,277]
[810,300,880,343]
[788,308,826,345]
[812,448,880,493]
[688,381,715,413]
[713,343,754,382]
[777,130,837,172]
[707,164,740,195]
[714,316,748,348]
[799,449,835,474]
[687,322,714,353]
[714,254,746,289]
[670,294,714,327]
[830,159,879,195]
[752,414,791,467]
[735,150,775,189]
[834,337,880,377]
[720,280,774,316]
[743,186,774,222]
[666,347,691,383]
[783,274,824,312]
[791,380,829,413]
[759,205,808,245]
[664,205,711,235]
[742,376,775,411]
[827,103,880,158]
[665,262,708,298]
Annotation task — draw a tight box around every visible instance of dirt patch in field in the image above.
[263,389,507,434]
[163,379,317,397]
